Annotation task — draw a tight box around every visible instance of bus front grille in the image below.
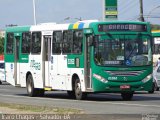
[106,70,146,76]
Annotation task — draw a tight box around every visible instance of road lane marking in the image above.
[0,93,160,108]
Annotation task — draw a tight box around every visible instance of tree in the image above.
[0,37,4,54]
[151,24,160,30]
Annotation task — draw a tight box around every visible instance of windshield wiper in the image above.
[126,45,136,59]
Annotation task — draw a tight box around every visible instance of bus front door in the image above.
[14,36,20,85]
[43,35,51,87]
[84,35,92,89]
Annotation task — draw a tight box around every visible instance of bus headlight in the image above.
[142,74,152,83]
[93,74,108,83]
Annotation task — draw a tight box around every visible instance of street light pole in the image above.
[33,0,37,25]
[102,0,105,21]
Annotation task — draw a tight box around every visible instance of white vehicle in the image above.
[0,61,5,84]
[153,66,160,91]
[152,30,160,66]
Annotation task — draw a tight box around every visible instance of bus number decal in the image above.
[30,60,41,70]
[68,59,75,65]
[108,77,117,80]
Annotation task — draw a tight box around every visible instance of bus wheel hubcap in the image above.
[76,83,81,96]
[28,82,32,93]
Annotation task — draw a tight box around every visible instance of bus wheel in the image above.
[37,89,44,97]
[0,81,2,85]
[27,75,44,97]
[67,91,75,98]
[121,92,133,101]
[26,74,37,97]
[148,82,155,94]
[74,79,87,100]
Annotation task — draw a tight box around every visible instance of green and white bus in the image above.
[152,30,160,65]
[4,21,153,100]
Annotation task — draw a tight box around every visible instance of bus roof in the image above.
[30,23,70,31]
[5,20,150,33]
[68,20,149,30]
[5,26,30,32]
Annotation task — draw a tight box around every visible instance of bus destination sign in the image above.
[98,24,147,32]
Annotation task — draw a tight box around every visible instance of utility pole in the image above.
[33,0,37,25]
[139,0,145,22]
[102,0,105,21]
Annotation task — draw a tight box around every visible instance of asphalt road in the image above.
[1,82,160,116]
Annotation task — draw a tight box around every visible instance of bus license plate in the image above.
[120,85,130,89]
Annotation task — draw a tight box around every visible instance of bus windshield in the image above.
[94,34,152,66]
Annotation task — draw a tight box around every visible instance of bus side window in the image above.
[52,31,62,54]
[6,33,14,54]
[73,30,83,54]
[62,31,73,54]
[22,32,31,54]
[31,32,41,54]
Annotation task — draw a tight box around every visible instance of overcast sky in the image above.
[0,0,160,29]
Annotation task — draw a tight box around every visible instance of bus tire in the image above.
[148,82,155,94]
[121,92,133,101]
[67,91,75,98]
[74,79,87,100]
[26,74,37,97]
[0,81,2,85]
[26,75,44,97]
[37,89,45,97]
